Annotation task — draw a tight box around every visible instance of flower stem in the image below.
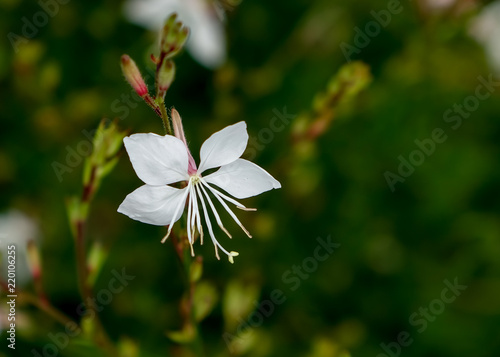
[22,291,76,327]
[76,225,117,356]
[144,94,163,118]
[0,279,75,327]
[158,97,173,135]
[70,165,118,357]
[171,233,206,357]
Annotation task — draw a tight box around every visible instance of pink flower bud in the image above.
[171,108,197,175]
[120,55,148,97]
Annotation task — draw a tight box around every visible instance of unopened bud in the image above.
[87,242,107,287]
[171,108,197,174]
[171,108,185,144]
[156,60,175,98]
[120,55,148,97]
[189,256,203,283]
[27,240,41,280]
[160,13,189,59]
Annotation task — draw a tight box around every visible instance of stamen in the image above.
[186,183,193,244]
[214,245,220,261]
[199,183,232,239]
[236,206,257,212]
[190,184,203,245]
[195,184,233,261]
[161,182,191,243]
[228,251,239,264]
[200,180,256,211]
[201,179,253,238]
[188,185,196,236]
[189,241,195,257]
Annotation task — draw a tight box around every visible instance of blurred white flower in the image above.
[118,116,281,263]
[123,0,226,69]
[0,210,39,287]
[424,0,456,10]
[469,1,500,74]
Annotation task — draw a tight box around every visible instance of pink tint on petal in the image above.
[188,154,198,176]
[171,108,198,175]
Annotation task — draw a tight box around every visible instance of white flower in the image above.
[0,210,39,287]
[123,0,226,69]
[469,1,500,75]
[118,118,281,263]
[424,0,456,10]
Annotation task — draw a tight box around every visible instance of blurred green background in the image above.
[1,0,500,356]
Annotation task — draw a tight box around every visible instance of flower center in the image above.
[189,174,201,186]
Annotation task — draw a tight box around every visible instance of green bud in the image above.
[117,338,139,357]
[83,119,127,188]
[189,256,203,283]
[166,323,196,344]
[156,60,175,99]
[313,61,372,114]
[159,13,190,60]
[87,241,107,287]
[193,281,219,322]
[26,240,42,280]
[223,280,261,332]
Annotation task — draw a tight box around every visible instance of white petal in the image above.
[118,185,187,226]
[204,159,281,199]
[186,0,226,69]
[124,133,189,185]
[198,122,248,173]
[162,181,192,242]
[123,0,180,30]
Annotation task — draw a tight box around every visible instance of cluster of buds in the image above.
[67,119,128,239]
[120,13,189,121]
[292,61,372,142]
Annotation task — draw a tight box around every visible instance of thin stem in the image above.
[22,292,76,327]
[0,280,75,327]
[158,97,173,135]
[75,220,90,301]
[72,165,118,357]
[144,94,163,118]
[171,232,206,357]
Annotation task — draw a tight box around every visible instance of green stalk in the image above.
[171,233,206,357]
[157,97,173,135]
[71,165,118,357]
